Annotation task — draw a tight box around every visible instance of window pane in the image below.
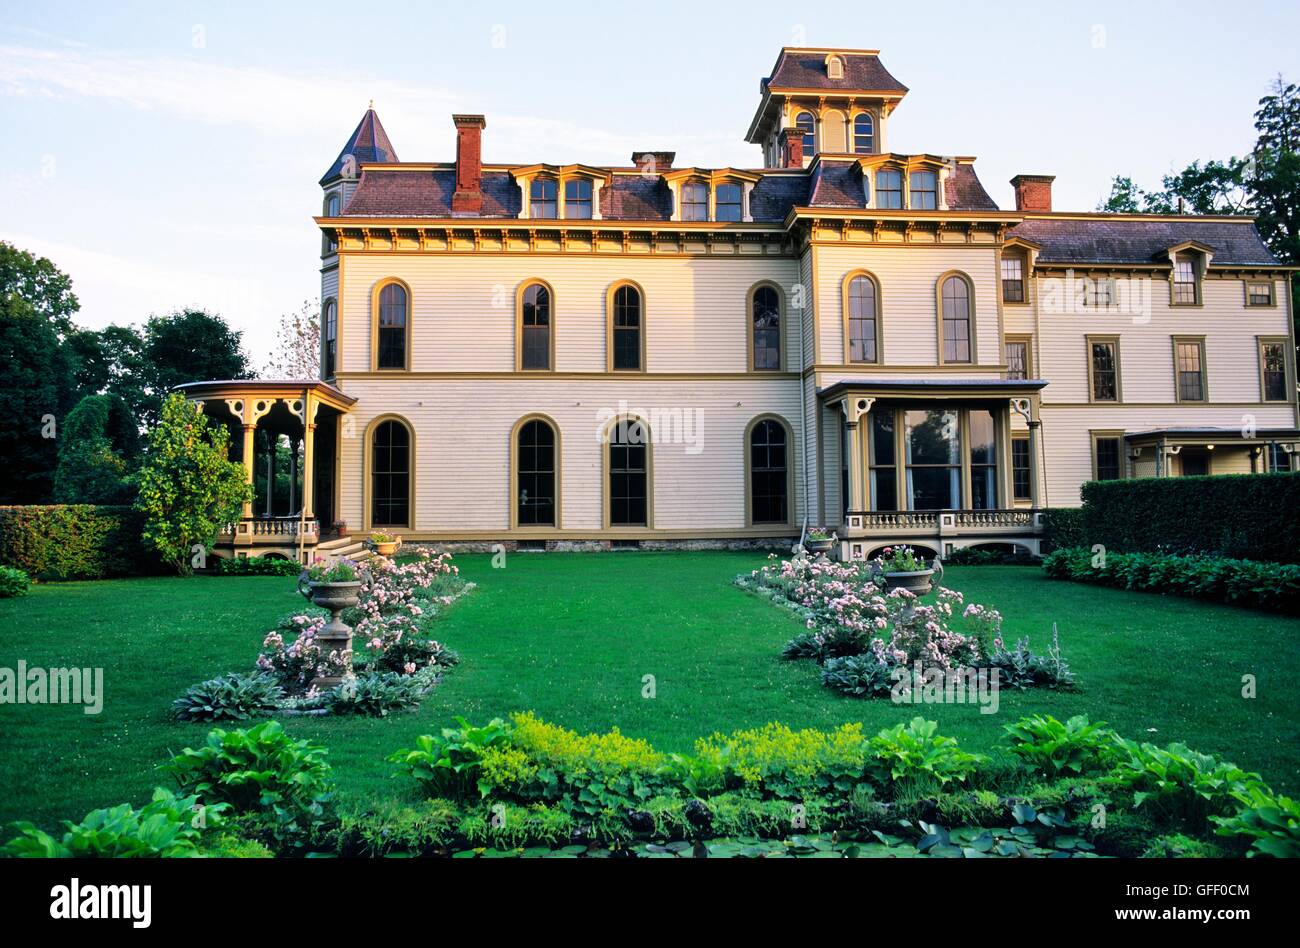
[521,284,550,370]
[969,410,997,511]
[1177,343,1204,400]
[377,286,407,368]
[1006,341,1027,380]
[372,420,410,526]
[910,171,937,210]
[876,170,902,209]
[1090,342,1117,401]
[848,276,877,363]
[1248,282,1272,305]
[716,183,743,222]
[853,114,874,154]
[752,286,781,370]
[517,420,556,526]
[530,178,557,218]
[681,181,708,221]
[905,409,960,510]
[795,112,815,153]
[564,178,592,219]
[749,420,788,524]
[609,420,648,526]
[613,285,641,370]
[1095,437,1121,481]
[1263,343,1286,401]
[1174,258,1197,303]
[1001,257,1024,302]
[1012,439,1031,501]
[941,277,971,363]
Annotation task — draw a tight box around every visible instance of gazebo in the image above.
[175,380,356,563]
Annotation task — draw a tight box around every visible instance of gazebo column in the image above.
[263,431,273,517]
[1027,420,1042,508]
[303,422,317,521]
[241,424,256,520]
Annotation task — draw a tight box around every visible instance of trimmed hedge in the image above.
[1079,473,1300,563]
[0,505,153,580]
[1038,508,1085,554]
[218,556,301,577]
[1042,547,1300,613]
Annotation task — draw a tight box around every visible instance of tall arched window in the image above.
[370,419,410,528]
[940,274,973,364]
[795,111,816,154]
[846,274,879,364]
[608,418,649,527]
[519,282,552,371]
[516,418,556,526]
[853,113,875,154]
[610,284,643,371]
[322,192,341,253]
[751,285,781,371]
[376,282,408,370]
[749,418,789,525]
[322,300,337,378]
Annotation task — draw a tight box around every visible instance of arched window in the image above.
[608,418,648,527]
[516,418,557,527]
[681,181,708,221]
[795,111,816,154]
[610,283,643,371]
[846,274,879,364]
[376,282,408,370]
[853,113,875,154]
[751,285,781,371]
[322,300,337,378]
[322,192,341,253]
[370,419,411,528]
[519,282,552,371]
[530,178,557,218]
[749,418,789,525]
[940,274,973,364]
[827,56,844,80]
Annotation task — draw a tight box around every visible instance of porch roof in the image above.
[174,379,356,413]
[1124,426,1300,445]
[818,378,1049,401]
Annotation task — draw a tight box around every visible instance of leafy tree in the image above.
[136,394,251,575]
[262,300,320,379]
[1097,161,1250,214]
[0,240,79,334]
[52,395,136,504]
[135,310,253,429]
[1097,176,1145,213]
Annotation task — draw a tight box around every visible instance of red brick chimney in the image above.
[452,114,486,215]
[1011,174,1055,213]
[783,127,804,168]
[632,151,674,173]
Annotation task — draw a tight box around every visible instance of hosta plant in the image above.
[1002,714,1117,776]
[389,716,516,800]
[867,717,987,792]
[1213,785,1300,858]
[173,672,284,722]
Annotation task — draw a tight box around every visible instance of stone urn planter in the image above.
[805,537,835,555]
[297,573,363,689]
[881,569,936,596]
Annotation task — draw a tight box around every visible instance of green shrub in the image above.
[1079,473,1300,563]
[943,546,1036,566]
[198,833,275,858]
[173,672,284,722]
[162,722,333,845]
[217,555,301,576]
[1,788,226,858]
[326,671,427,717]
[1002,714,1117,776]
[696,722,869,800]
[1039,507,1085,553]
[0,565,30,597]
[1043,547,1300,612]
[0,504,152,579]
[1213,785,1300,858]
[1105,739,1261,828]
[1141,834,1226,858]
[329,799,462,857]
[867,718,986,793]
[389,717,517,801]
[821,653,896,697]
[986,628,1075,690]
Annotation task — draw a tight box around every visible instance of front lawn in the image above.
[1,551,1297,828]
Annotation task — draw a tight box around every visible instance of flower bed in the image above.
[174,549,473,720]
[10,713,1296,859]
[736,553,1072,698]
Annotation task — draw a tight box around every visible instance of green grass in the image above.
[1,551,1298,829]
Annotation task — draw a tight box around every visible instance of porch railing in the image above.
[847,509,1037,533]
[218,517,320,541]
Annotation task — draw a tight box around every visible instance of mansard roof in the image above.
[763,48,909,94]
[335,158,1000,221]
[320,107,399,185]
[1008,216,1282,267]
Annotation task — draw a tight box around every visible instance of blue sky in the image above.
[2,0,1296,359]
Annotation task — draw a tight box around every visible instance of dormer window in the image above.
[795,111,816,155]
[564,179,593,219]
[681,181,708,221]
[910,170,938,210]
[853,114,874,154]
[826,56,844,80]
[715,183,743,222]
[530,178,558,218]
[1173,256,1198,304]
[876,169,902,209]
